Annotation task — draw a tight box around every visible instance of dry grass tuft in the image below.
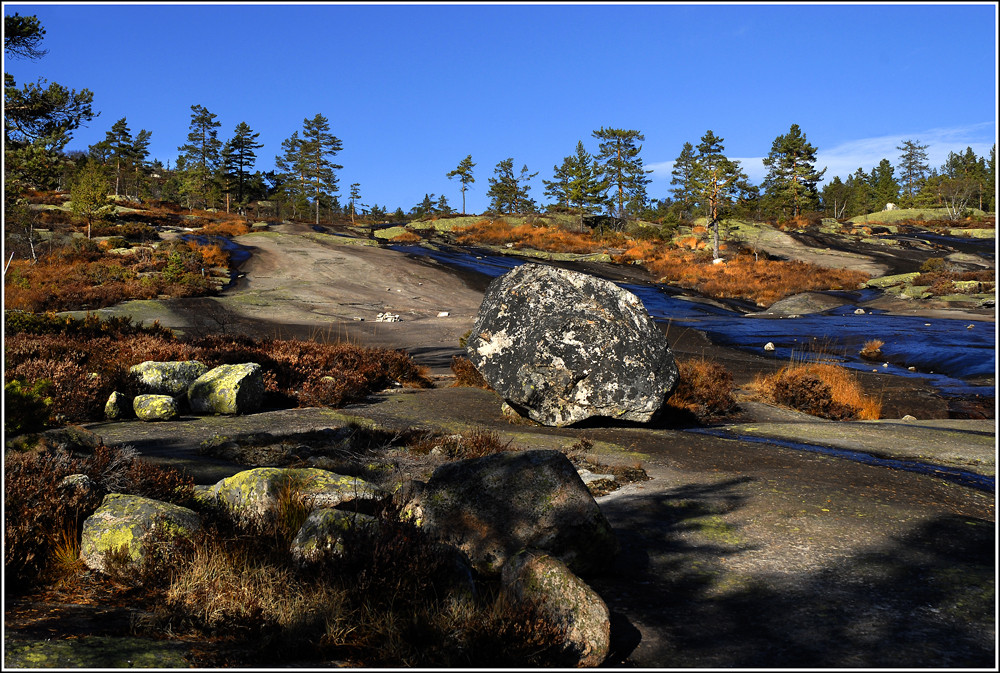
[667,358,739,420]
[748,362,881,420]
[859,339,885,360]
[450,355,492,389]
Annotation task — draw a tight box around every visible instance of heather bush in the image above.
[450,355,492,389]
[750,362,881,420]
[667,359,738,419]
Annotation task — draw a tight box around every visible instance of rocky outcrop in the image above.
[502,549,611,667]
[187,363,264,415]
[80,493,202,572]
[403,449,618,577]
[132,394,179,422]
[466,263,678,426]
[130,361,209,396]
[206,467,383,525]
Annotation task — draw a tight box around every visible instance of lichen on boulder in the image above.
[208,467,384,524]
[133,394,179,422]
[130,360,209,396]
[187,363,264,415]
[466,263,678,426]
[80,493,202,573]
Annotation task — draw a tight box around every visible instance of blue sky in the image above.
[4,2,997,214]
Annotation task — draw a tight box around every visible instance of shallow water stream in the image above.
[390,244,995,399]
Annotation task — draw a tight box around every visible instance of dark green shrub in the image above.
[4,378,54,436]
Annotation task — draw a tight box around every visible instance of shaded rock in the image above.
[208,467,383,524]
[130,361,208,396]
[404,449,618,576]
[133,394,179,422]
[501,549,610,667]
[80,494,202,573]
[466,263,678,427]
[291,508,377,563]
[104,391,133,420]
[749,291,851,316]
[187,363,264,415]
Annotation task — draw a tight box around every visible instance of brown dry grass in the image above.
[454,220,604,255]
[667,358,739,420]
[748,361,881,420]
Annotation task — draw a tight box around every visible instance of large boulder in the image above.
[502,549,611,667]
[466,263,678,426]
[207,467,384,525]
[130,361,209,396]
[404,449,618,577]
[187,363,264,415]
[80,493,202,573]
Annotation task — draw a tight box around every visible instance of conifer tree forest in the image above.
[4,11,996,263]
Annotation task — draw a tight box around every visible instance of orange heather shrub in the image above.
[390,231,422,244]
[749,362,881,420]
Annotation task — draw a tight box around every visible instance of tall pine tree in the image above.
[487,158,537,214]
[669,141,699,220]
[896,139,930,206]
[446,155,476,214]
[761,123,825,218]
[691,130,749,260]
[176,104,222,209]
[592,127,651,218]
[222,121,263,209]
[300,113,343,225]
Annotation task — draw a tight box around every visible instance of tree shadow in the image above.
[591,476,994,668]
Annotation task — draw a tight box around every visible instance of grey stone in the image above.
[104,391,133,420]
[404,449,618,577]
[501,549,611,667]
[466,264,678,426]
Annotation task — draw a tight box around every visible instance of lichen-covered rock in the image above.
[208,467,383,524]
[502,549,611,667]
[404,449,618,577]
[80,493,202,573]
[133,394,179,421]
[104,391,133,420]
[187,363,264,415]
[290,509,377,563]
[130,361,208,396]
[466,263,678,426]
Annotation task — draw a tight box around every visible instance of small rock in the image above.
[854,308,866,315]
[763,342,775,351]
[967,324,974,329]
[437,311,450,317]
[133,394,179,421]
[901,414,917,422]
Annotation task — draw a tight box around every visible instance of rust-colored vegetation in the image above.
[4,312,432,429]
[666,358,739,420]
[748,362,881,420]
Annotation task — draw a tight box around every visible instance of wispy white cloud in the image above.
[647,122,996,192]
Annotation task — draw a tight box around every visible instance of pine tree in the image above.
[446,155,476,214]
[222,121,263,209]
[846,167,873,219]
[543,141,606,216]
[669,141,699,220]
[274,131,309,219]
[896,139,930,206]
[349,182,362,224]
[691,130,749,259]
[487,158,537,214]
[870,159,900,211]
[592,127,651,218]
[4,13,95,195]
[103,117,132,197]
[820,175,850,219]
[176,104,222,209]
[761,123,825,218]
[130,128,152,201]
[300,113,343,225]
